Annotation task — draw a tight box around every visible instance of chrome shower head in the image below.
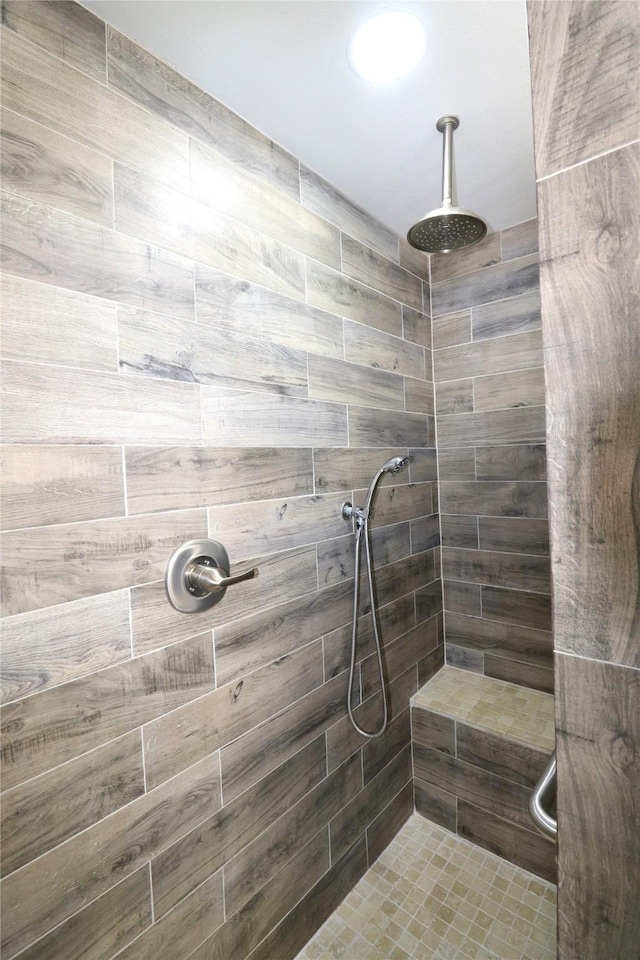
[407,115,487,254]
[381,455,412,475]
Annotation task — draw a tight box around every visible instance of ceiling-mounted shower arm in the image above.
[437,114,459,209]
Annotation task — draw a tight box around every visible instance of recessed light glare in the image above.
[348,11,426,83]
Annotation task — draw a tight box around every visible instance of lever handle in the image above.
[187,561,259,594]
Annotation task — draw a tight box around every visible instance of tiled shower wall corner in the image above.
[0,3,441,957]
[429,223,553,693]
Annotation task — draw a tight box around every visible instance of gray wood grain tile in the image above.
[150,737,326,919]
[342,234,423,310]
[367,550,437,613]
[430,232,501,284]
[398,239,430,281]
[201,388,347,447]
[130,545,318,656]
[2,0,106,81]
[443,581,482,616]
[195,265,343,359]
[186,829,330,960]
[348,406,429,448]
[0,756,218,959]
[1,29,189,188]
[478,517,550,556]
[456,722,548,789]
[1,445,124,531]
[432,309,472,350]
[300,164,397,260]
[1,507,207,616]
[481,585,552,632]
[438,406,545,448]
[414,779,457,831]
[457,799,556,883]
[114,164,305,301]
[12,867,152,960]
[306,258,402,336]
[411,706,455,755]
[528,1,640,178]
[363,708,411,784]
[220,671,349,803]
[308,354,404,410]
[436,379,474,415]
[410,515,440,552]
[0,590,130,705]
[434,329,542,382]
[471,290,541,341]
[405,376,434,415]
[115,871,223,960]
[441,515,479,549]
[344,319,425,379]
[402,305,432,348]
[1,729,144,876]
[143,640,323,789]
[473,367,545,412]
[361,618,439,700]
[317,524,411,588]
[245,835,367,960]
[418,641,445,687]
[329,747,412,862]
[118,304,307,397]
[357,482,433,529]
[432,254,539,317]
[1,362,201,446]
[540,144,640,667]
[445,644,484,673]
[313,447,411,493]
[326,666,415,773]
[475,444,547,481]
[484,654,554,693]
[501,219,538,261]
[125,446,312,515]
[442,546,551,594]
[1,632,214,790]
[216,580,354,686]
[190,140,340,268]
[107,27,299,200]
[323,597,416,685]
[1,275,117,371]
[440,481,548,518]
[444,612,553,664]
[413,744,533,829]
[1,192,195,320]
[223,753,361,916]
[438,447,476,481]
[556,654,640,958]
[1,108,113,226]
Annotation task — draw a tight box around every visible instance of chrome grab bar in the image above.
[529,750,557,842]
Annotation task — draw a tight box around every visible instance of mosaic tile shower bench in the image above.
[411,666,556,882]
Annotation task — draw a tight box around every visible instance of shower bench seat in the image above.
[410,665,557,883]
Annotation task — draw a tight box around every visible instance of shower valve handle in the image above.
[186,559,258,593]
[165,538,259,613]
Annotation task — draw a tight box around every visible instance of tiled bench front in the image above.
[411,665,557,883]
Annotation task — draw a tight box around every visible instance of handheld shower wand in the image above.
[341,454,412,739]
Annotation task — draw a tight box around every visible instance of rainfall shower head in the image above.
[407,115,487,254]
[380,455,412,475]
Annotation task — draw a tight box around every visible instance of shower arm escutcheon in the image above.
[165,538,259,613]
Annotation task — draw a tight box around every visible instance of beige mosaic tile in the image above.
[411,665,555,752]
[295,814,556,960]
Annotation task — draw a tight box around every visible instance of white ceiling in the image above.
[84,1,537,238]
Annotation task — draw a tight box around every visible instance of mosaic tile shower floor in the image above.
[295,814,556,960]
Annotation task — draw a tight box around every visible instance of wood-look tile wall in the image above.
[430,219,553,692]
[528,3,640,958]
[0,4,437,958]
